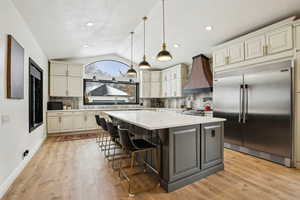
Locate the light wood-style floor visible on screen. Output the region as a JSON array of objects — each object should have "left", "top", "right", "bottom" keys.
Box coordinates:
[{"left": 2, "top": 136, "right": 300, "bottom": 200}]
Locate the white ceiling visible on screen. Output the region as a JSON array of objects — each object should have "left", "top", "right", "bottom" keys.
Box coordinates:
[{"left": 13, "top": 0, "right": 300, "bottom": 68}]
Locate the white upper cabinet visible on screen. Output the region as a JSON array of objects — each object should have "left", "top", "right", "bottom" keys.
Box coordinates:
[
  {"left": 68, "top": 76, "right": 83, "bottom": 97},
  {"left": 213, "top": 48, "right": 228, "bottom": 67},
  {"left": 228, "top": 42, "right": 245, "bottom": 64},
  {"left": 140, "top": 82, "right": 150, "bottom": 98},
  {"left": 265, "top": 26, "right": 293, "bottom": 55},
  {"left": 50, "top": 75, "right": 68, "bottom": 96},
  {"left": 140, "top": 70, "right": 151, "bottom": 82},
  {"left": 296, "top": 54, "right": 300, "bottom": 93},
  {"left": 51, "top": 63, "right": 68, "bottom": 76},
  {"left": 150, "top": 82, "right": 161, "bottom": 98},
  {"left": 150, "top": 71, "right": 161, "bottom": 82},
  {"left": 68, "top": 64, "right": 83, "bottom": 77},
  {"left": 296, "top": 25, "right": 300, "bottom": 50},
  {"left": 50, "top": 62, "right": 83, "bottom": 97},
  {"left": 245, "top": 35, "right": 266, "bottom": 60}
]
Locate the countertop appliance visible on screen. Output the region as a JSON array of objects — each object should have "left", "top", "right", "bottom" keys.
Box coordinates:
[
  {"left": 214, "top": 60, "right": 293, "bottom": 167},
  {"left": 47, "top": 101, "right": 63, "bottom": 110}
]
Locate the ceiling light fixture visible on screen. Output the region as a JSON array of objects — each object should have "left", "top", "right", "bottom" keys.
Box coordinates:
[
  {"left": 173, "top": 43, "right": 180, "bottom": 48},
  {"left": 138, "top": 16, "right": 151, "bottom": 70},
  {"left": 156, "top": 0, "right": 172, "bottom": 62},
  {"left": 127, "top": 32, "right": 137, "bottom": 77},
  {"left": 205, "top": 26, "right": 213, "bottom": 31},
  {"left": 83, "top": 44, "right": 89, "bottom": 48},
  {"left": 86, "top": 22, "right": 94, "bottom": 27}
]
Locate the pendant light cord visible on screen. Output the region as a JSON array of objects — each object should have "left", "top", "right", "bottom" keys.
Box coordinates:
[
  {"left": 143, "top": 17, "right": 146, "bottom": 58},
  {"left": 130, "top": 32, "right": 134, "bottom": 68},
  {"left": 162, "top": 0, "right": 166, "bottom": 45}
]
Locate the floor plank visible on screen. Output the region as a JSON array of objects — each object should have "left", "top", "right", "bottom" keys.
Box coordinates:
[{"left": 2, "top": 136, "right": 300, "bottom": 200}]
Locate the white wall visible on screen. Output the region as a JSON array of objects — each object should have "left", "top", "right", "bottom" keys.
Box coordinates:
[{"left": 0, "top": 0, "right": 48, "bottom": 198}]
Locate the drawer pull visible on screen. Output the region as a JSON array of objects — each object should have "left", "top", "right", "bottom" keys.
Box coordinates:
[{"left": 204, "top": 125, "right": 220, "bottom": 130}]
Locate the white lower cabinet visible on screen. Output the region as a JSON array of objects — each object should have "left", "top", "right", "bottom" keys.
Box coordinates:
[
  {"left": 47, "top": 111, "right": 98, "bottom": 134},
  {"left": 85, "top": 113, "right": 98, "bottom": 130},
  {"left": 72, "top": 112, "right": 86, "bottom": 131},
  {"left": 47, "top": 117, "right": 61, "bottom": 133},
  {"left": 60, "top": 115, "right": 73, "bottom": 132}
]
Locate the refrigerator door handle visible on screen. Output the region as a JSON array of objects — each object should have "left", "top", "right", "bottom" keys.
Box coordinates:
[
  {"left": 239, "top": 85, "right": 243, "bottom": 123},
  {"left": 243, "top": 84, "right": 248, "bottom": 123}
]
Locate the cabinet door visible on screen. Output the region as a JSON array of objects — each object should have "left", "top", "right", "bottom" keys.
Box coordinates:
[
  {"left": 295, "top": 93, "right": 300, "bottom": 166},
  {"left": 296, "top": 25, "right": 300, "bottom": 50},
  {"left": 150, "top": 82, "right": 161, "bottom": 98},
  {"left": 73, "top": 113, "right": 86, "bottom": 131},
  {"left": 47, "top": 116, "right": 61, "bottom": 133},
  {"left": 68, "top": 77, "right": 82, "bottom": 97},
  {"left": 68, "top": 64, "right": 83, "bottom": 77},
  {"left": 86, "top": 113, "right": 97, "bottom": 130},
  {"left": 166, "top": 80, "right": 172, "bottom": 97},
  {"left": 50, "top": 63, "right": 68, "bottom": 76},
  {"left": 245, "top": 35, "right": 266, "bottom": 60},
  {"left": 60, "top": 115, "right": 73, "bottom": 132},
  {"left": 213, "top": 48, "right": 228, "bottom": 67},
  {"left": 50, "top": 75, "right": 68, "bottom": 97},
  {"left": 161, "top": 81, "right": 167, "bottom": 97},
  {"left": 266, "top": 26, "right": 293, "bottom": 55},
  {"left": 171, "top": 79, "right": 177, "bottom": 97},
  {"left": 140, "top": 70, "right": 151, "bottom": 82},
  {"left": 175, "top": 79, "right": 182, "bottom": 97},
  {"left": 150, "top": 71, "right": 161, "bottom": 82},
  {"left": 202, "top": 123, "right": 223, "bottom": 169},
  {"left": 228, "top": 42, "right": 244, "bottom": 64},
  {"left": 296, "top": 54, "right": 300, "bottom": 93},
  {"left": 141, "top": 82, "right": 150, "bottom": 98},
  {"left": 162, "top": 70, "right": 168, "bottom": 82}
]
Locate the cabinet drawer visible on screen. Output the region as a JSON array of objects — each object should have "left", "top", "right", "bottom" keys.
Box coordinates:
[{"left": 202, "top": 123, "right": 223, "bottom": 169}]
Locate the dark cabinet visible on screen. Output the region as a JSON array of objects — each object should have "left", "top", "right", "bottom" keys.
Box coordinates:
[{"left": 202, "top": 123, "right": 224, "bottom": 169}]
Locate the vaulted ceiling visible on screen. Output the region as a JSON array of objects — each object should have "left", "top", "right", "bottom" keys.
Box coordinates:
[{"left": 13, "top": 0, "right": 300, "bottom": 68}]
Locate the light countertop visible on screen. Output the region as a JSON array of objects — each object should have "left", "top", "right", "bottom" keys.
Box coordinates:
[{"left": 104, "top": 110, "right": 225, "bottom": 130}]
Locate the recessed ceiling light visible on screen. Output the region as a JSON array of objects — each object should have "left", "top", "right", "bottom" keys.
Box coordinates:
[
  {"left": 173, "top": 43, "right": 180, "bottom": 48},
  {"left": 86, "top": 22, "right": 94, "bottom": 27},
  {"left": 205, "top": 26, "right": 213, "bottom": 31},
  {"left": 83, "top": 44, "right": 89, "bottom": 48}
]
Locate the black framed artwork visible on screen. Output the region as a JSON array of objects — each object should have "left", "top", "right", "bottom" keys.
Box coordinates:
[{"left": 7, "top": 35, "right": 25, "bottom": 99}]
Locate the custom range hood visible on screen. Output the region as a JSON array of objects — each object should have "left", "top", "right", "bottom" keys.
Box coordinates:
[{"left": 183, "top": 54, "right": 213, "bottom": 94}]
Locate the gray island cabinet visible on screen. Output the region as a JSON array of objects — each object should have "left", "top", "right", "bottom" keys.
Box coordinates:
[{"left": 104, "top": 111, "right": 226, "bottom": 192}]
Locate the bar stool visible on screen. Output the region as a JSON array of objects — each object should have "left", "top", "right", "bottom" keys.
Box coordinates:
[
  {"left": 105, "top": 121, "right": 120, "bottom": 158},
  {"left": 117, "top": 126, "right": 158, "bottom": 197},
  {"left": 95, "top": 115, "right": 109, "bottom": 151}
]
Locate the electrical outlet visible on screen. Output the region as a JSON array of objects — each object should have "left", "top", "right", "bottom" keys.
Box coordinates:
[{"left": 23, "top": 150, "right": 29, "bottom": 159}]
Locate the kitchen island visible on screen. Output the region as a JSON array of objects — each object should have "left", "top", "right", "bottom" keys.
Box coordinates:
[{"left": 104, "top": 110, "right": 226, "bottom": 192}]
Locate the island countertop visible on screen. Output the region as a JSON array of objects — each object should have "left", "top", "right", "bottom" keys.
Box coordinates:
[{"left": 104, "top": 110, "right": 226, "bottom": 130}]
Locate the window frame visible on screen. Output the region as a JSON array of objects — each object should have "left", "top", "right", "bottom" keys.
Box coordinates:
[
  {"left": 83, "top": 79, "right": 140, "bottom": 105},
  {"left": 28, "top": 58, "right": 43, "bottom": 133}
]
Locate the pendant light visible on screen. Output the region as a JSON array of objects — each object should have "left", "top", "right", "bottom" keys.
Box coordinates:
[
  {"left": 138, "top": 16, "right": 151, "bottom": 69},
  {"left": 127, "top": 32, "right": 137, "bottom": 76},
  {"left": 157, "top": 0, "right": 172, "bottom": 62}
]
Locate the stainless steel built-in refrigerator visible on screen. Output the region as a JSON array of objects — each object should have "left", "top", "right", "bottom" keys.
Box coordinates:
[{"left": 214, "top": 60, "right": 293, "bottom": 167}]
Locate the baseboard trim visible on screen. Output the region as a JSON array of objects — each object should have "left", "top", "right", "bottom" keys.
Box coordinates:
[{"left": 0, "top": 135, "right": 46, "bottom": 199}]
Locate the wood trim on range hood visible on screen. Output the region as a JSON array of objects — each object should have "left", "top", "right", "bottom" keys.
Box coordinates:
[{"left": 183, "top": 54, "right": 213, "bottom": 94}]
